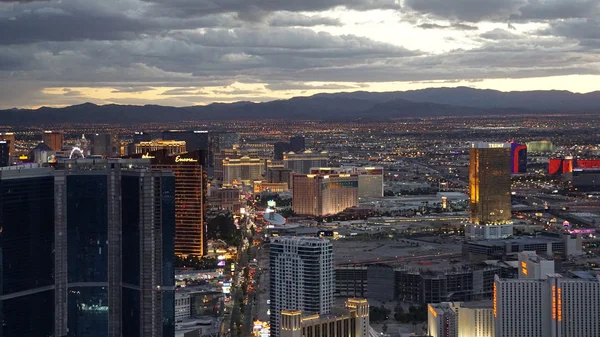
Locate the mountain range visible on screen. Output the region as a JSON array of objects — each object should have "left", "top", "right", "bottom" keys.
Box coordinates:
[{"left": 2, "top": 87, "right": 599, "bottom": 125}]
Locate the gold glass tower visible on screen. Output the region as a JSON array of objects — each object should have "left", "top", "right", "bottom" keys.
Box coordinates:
[
  {"left": 469, "top": 142, "right": 512, "bottom": 225},
  {"left": 152, "top": 150, "right": 207, "bottom": 257}
]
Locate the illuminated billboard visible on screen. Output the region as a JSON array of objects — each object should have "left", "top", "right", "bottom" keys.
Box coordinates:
[{"left": 222, "top": 282, "right": 232, "bottom": 294}]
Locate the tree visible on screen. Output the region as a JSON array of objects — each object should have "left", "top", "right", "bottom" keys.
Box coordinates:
[
  {"left": 206, "top": 213, "right": 242, "bottom": 246},
  {"left": 394, "top": 303, "right": 405, "bottom": 322},
  {"left": 369, "top": 305, "right": 390, "bottom": 323}
]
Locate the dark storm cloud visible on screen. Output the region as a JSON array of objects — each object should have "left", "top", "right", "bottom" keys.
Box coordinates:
[
  {"left": 0, "top": 1, "right": 149, "bottom": 44},
  {"left": 268, "top": 12, "right": 342, "bottom": 27},
  {"left": 543, "top": 19, "right": 600, "bottom": 48},
  {"left": 1, "top": 0, "right": 600, "bottom": 108},
  {"left": 0, "top": 0, "right": 245, "bottom": 45},
  {"left": 404, "top": 0, "right": 525, "bottom": 22},
  {"left": 142, "top": 0, "right": 400, "bottom": 19},
  {"left": 513, "top": 0, "right": 600, "bottom": 21},
  {"left": 404, "top": 0, "right": 599, "bottom": 22}
]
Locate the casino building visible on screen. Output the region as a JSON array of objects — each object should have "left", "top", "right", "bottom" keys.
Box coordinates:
[{"left": 125, "top": 149, "right": 208, "bottom": 257}]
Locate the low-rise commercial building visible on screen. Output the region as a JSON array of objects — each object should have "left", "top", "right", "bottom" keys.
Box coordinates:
[
  {"left": 334, "top": 264, "right": 499, "bottom": 305},
  {"left": 462, "top": 235, "right": 582, "bottom": 262}
]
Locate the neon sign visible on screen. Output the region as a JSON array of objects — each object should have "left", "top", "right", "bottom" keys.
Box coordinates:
[
  {"left": 175, "top": 155, "right": 198, "bottom": 163},
  {"left": 493, "top": 283, "right": 497, "bottom": 317}
]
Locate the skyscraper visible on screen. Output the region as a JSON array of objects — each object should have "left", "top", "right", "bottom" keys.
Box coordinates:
[
  {"left": 493, "top": 253, "right": 600, "bottom": 337},
  {"left": 133, "top": 131, "right": 152, "bottom": 144},
  {"left": 208, "top": 132, "right": 240, "bottom": 167},
  {"left": 54, "top": 158, "right": 176, "bottom": 337},
  {"left": 212, "top": 132, "right": 239, "bottom": 152},
  {"left": 292, "top": 172, "right": 358, "bottom": 216},
  {"left": 270, "top": 237, "right": 334, "bottom": 337},
  {"left": 42, "top": 130, "right": 65, "bottom": 151},
  {"left": 273, "top": 142, "right": 289, "bottom": 160},
  {"left": 0, "top": 140, "right": 8, "bottom": 166},
  {"left": 510, "top": 142, "right": 528, "bottom": 174},
  {"left": 121, "top": 168, "right": 176, "bottom": 337},
  {"left": 92, "top": 133, "right": 114, "bottom": 157},
  {"left": 0, "top": 165, "right": 55, "bottom": 337},
  {"left": 467, "top": 142, "right": 512, "bottom": 239},
  {"left": 0, "top": 132, "right": 15, "bottom": 156},
  {"left": 289, "top": 136, "right": 305, "bottom": 153},
  {"left": 150, "top": 150, "right": 207, "bottom": 257},
  {"left": 162, "top": 130, "right": 209, "bottom": 162}
]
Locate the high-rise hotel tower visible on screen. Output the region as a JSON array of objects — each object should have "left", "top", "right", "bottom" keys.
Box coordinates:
[
  {"left": 269, "top": 237, "right": 334, "bottom": 337},
  {"left": 467, "top": 142, "right": 513, "bottom": 240}
]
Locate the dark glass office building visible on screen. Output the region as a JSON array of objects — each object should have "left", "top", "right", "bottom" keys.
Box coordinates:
[
  {"left": 289, "top": 136, "right": 305, "bottom": 153},
  {"left": 133, "top": 131, "right": 152, "bottom": 144},
  {"left": 273, "top": 142, "right": 289, "bottom": 160},
  {"left": 0, "top": 141, "right": 9, "bottom": 167},
  {"left": 162, "top": 130, "right": 209, "bottom": 162},
  {"left": 55, "top": 159, "right": 176, "bottom": 337},
  {"left": 0, "top": 166, "right": 55, "bottom": 337},
  {"left": 91, "top": 133, "right": 114, "bottom": 157}
]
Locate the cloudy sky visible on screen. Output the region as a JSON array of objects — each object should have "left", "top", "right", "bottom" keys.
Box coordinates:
[{"left": 1, "top": 0, "right": 599, "bottom": 108}]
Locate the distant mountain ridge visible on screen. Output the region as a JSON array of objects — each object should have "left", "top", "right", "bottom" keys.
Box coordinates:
[{"left": 1, "top": 87, "right": 599, "bottom": 125}]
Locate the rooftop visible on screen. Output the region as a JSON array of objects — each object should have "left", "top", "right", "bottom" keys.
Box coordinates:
[
  {"left": 460, "top": 300, "right": 493, "bottom": 309},
  {"left": 469, "top": 236, "right": 562, "bottom": 247}
]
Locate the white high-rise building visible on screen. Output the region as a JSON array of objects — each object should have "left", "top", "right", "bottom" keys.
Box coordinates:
[
  {"left": 518, "top": 251, "right": 555, "bottom": 279},
  {"left": 494, "top": 252, "right": 600, "bottom": 337},
  {"left": 494, "top": 275, "right": 549, "bottom": 337},
  {"left": 269, "top": 237, "right": 334, "bottom": 337}
]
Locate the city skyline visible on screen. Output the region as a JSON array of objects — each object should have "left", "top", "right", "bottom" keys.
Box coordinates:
[{"left": 1, "top": 0, "right": 600, "bottom": 108}]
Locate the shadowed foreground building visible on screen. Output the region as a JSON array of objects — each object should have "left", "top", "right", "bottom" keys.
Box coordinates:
[
  {"left": 54, "top": 159, "right": 176, "bottom": 337},
  {"left": 0, "top": 165, "right": 55, "bottom": 337}
]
